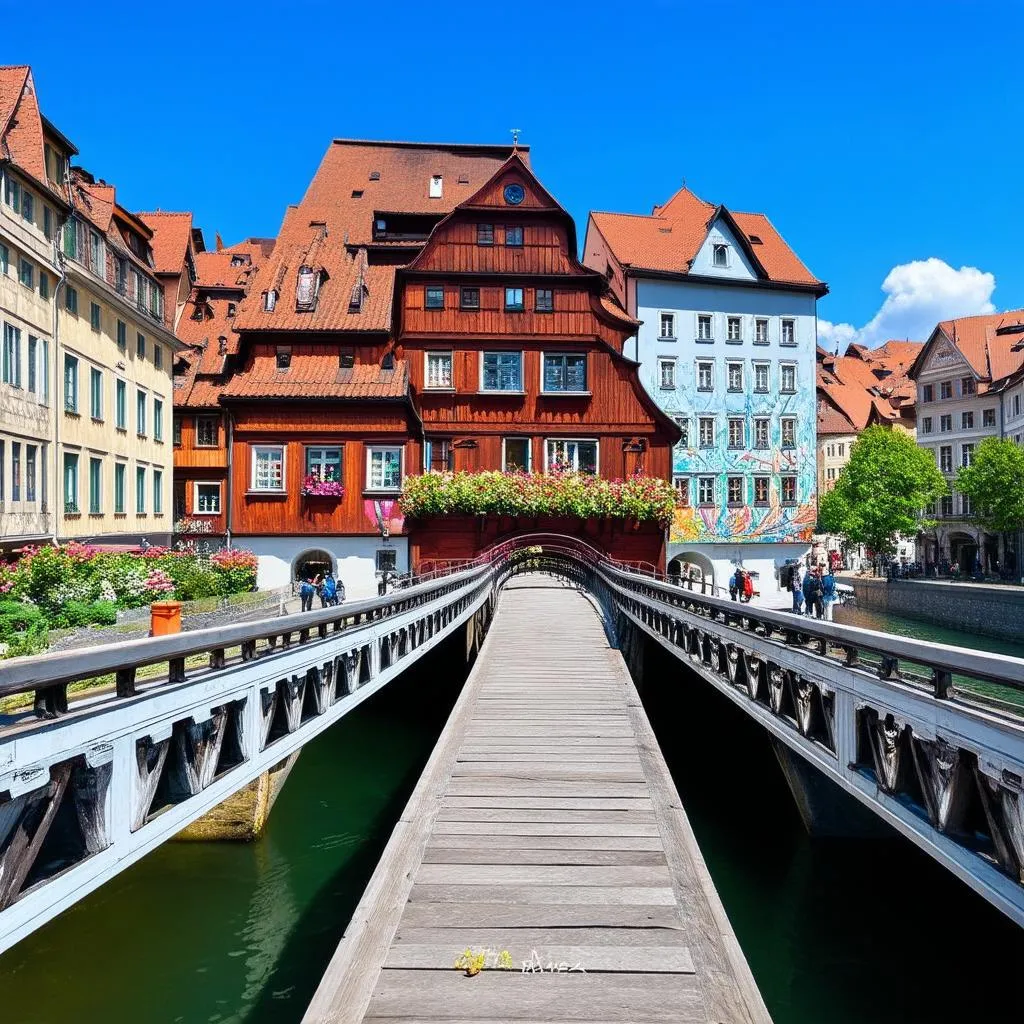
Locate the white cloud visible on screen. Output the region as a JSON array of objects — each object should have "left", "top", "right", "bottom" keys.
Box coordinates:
[{"left": 818, "top": 258, "right": 996, "bottom": 351}]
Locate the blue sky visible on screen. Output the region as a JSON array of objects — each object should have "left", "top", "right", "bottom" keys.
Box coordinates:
[{"left": 18, "top": 0, "right": 1024, "bottom": 348}]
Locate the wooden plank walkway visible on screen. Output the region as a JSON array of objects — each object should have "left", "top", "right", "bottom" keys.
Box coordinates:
[{"left": 304, "top": 578, "right": 771, "bottom": 1023}]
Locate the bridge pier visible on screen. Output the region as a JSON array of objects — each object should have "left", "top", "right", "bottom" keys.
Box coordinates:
[{"left": 174, "top": 753, "right": 300, "bottom": 842}]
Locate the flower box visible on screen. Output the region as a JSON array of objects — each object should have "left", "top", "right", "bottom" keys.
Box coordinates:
[{"left": 300, "top": 474, "right": 345, "bottom": 498}]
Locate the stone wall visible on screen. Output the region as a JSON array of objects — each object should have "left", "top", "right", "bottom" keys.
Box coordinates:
[{"left": 851, "top": 576, "right": 1024, "bottom": 641}]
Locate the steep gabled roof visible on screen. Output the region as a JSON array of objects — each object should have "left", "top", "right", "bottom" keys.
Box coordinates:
[
  {"left": 219, "top": 352, "right": 409, "bottom": 401},
  {"left": 910, "top": 310, "right": 1024, "bottom": 386},
  {"left": 589, "top": 186, "right": 825, "bottom": 294},
  {"left": 138, "top": 211, "right": 194, "bottom": 275}
]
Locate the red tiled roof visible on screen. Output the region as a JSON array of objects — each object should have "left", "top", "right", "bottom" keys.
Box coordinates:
[
  {"left": 222, "top": 237, "right": 275, "bottom": 260},
  {"left": 0, "top": 66, "right": 55, "bottom": 199},
  {"left": 922, "top": 310, "right": 1024, "bottom": 385},
  {"left": 590, "top": 186, "right": 824, "bottom": 292},
  {"left": 137, "top": 211, "right": 193, "bottom": 274},
  {"left": 234, "top": 140, "right": 520, "bottom": 333},
  {"left": 817, "top": 393, "right": 857, "bottom": 435},
  {"left": 220, "top": 352, "right": 409, "bottom": 400},
  {"left": 193, "top": 250, "right": 255, "bottom": 290}
]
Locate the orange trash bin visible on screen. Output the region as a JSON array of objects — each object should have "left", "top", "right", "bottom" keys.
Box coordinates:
[{"left": 151, "top": 600, "right": 182, "bottom": 636}]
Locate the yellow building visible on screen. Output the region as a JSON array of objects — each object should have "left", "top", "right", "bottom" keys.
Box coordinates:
[
  {"left": 0, "top": 66, "right": 77, "bottom": 551},
  {"left": 56, "top": 169, "right": 180, "bottom": 545}
]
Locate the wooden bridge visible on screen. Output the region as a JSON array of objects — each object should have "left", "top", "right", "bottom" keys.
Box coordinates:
[{"left": 303, "top": 578, "right": 771, "bottom": 1023}]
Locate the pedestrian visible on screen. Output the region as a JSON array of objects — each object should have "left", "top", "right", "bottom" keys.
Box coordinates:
[
  {"left": 790, "top": 563, "right": 805, "bottom": 615},
  {"left": 742, "top": 570, "right": 754, "bottom": 603},
  {"left": 821, "top": 566, "right": 837, "bottom": 621},
  {"left": 729, "top": 568, "right": 740, "bottom": 601},
  {"left": 802, "top": 566, "right": 817, "bottom": 618},
  {"left": 335, "top": 576, "right": 346, "bottom": 606},
  {"left": 299, "top": 576, "right": 315, "bottom": 613},
  {"left": 805, "top": 567, "right": 824, "bottom": 619},
  {"left": 322, "top": 572, "right": 337, "bottom": 607}
]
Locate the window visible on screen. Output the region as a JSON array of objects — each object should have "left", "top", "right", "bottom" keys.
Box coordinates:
[
  {"left": 780, "top": 363, "right": 796, "bottom": 393},
  {"left": 2, "top": 323, "right": 20, "bottom": 386},
  {"left": 25, "top": 445, "right": 36, "bottom": 503},
  {"left": 21, "top": 191, "right": 33, "bottom": 223},
  {"left": 696, "top": 314, "right": 713, "bottom": 341},
  {"left": 154, "top": 399, "right": 163, "bottom": 441},
  {"left": 424, "top": 438, "right": 453, "bottom": 472},
  {"left": 19, "top": 259, "right": 33, "bottom": 288},
  {"left": 503, "top": 438, "right": 530, "bottom": 472},
  {"left": 939, "top": 445, "right": 953, "bottom": 473},
  {"left": 754, "top": 417, "right": 769, "bottom": 449},
  {"left": 11, "top": 442, "right": 21, "bottom": 501},
  {"left": 376, "top": 548, "right": 397, "bottom": 573},
  {"left": 481, "top": 351, "right": 522, "bottom": 391},
  {"left": 504, "top": 287, "right": 524, "bottom": 312},
  {"left": 827, "top": 444, "right": 835, "bottom": 458},
  {"left": 940, "top": 414, "right": 952, "bottom": 432},
  {"left": 88, "top": 457, "right": 101, "bottom": 514},
  {"left": 505, "top": 225, "right": 523, "bottom": 247},
  {"left": 136, "top": 466, "right": 146, "bottom": 514},
  {"left": 781, "top": 416, "right": 796, "bottom": 448},
  {"left": 726, "top": 316, "right": 742, "bottom": 342},
  {"left": 697, "top": 359, "right": 714, "bottom": 392},
  {"left": 673, "top": 476, "right": 690, "bottom": 506},
  {"left": 39, "top": 273, "right": 48, "bottom": 299},
  {"left": 754, "top": 362, "right": 769, "bottom": 393},
  {"left": 172, "top": 417, "right": 183, "bottom": 447},
  {"left": 460, "top": 287, "right": 479, "bottom": 310},
  {"left": 659, "top": 313, "right": 675, "bottom": 339},
  {"left": 543, "top": 353, "right": 587, "bottom": 392},
  {"left": 154, "top": 344, "right": 162, "bottom": 370},
  {"left": 922, "top": 416, "right": 932, "bottom": 434},
  {"left": 983, "top": 408, "right": 996, "bottom": 427},
  {"left": 424, "top": 287, "right": 444, "bottom": 309},
  {"left": 62, "top": 218, "right": 76, "bottom": 259},
  {"left": 306, "top": 446, "right": 342, "bottom": 483},
  {"left": 195, "top": 483, "right": 221, "bottom": 514},
  {"left": 43, "top": 206, "right": 52, "bottom": 240},
  {"left": 827, "top": 467, "right": 836, "bottom": 481},
  {"left": 781, "top": 475, "right": 797, "bottom": 504},
  {"left": 754, "top": 318, "right": 769, "bottom": 345},
  {"left": 64, "top": 354, "right": 78, "bottom": 412},
  {"left": 727, "top": 476, "right": 744, "bottom": 506},
  {"left": 252, "top": 445, "right": 285, "bottom": 491},
  {"left": 115, "top": 380, "right": 127, "bottom": 430},
  {"left": 3, "top": 175, "right": 19, "bottom": 212},
  {"left": 962, "top": 411, "right": 974, "bottom": 430},
  {"left": 27, "top": 336, "right": 36, "bottom": 393},
  {"left": 477, "top": 223, "right": 493, "bottom": 246},
  {"left": 152, "top": 470, "right": 163, "bottom": 514},
  {"left": 90, "top": 367, "right": 102, "bottom": 419},
  {"left": 754, "top": 476, "right": 769, "bottom": 505},
  {"left": 0, "top": 243, "right": 7, "bottom": 274},
  {"left": 781, "top": 319, "right": 796, "bottom": 346},
  {"left": 63, "top": 452, "right": 79, "bottom": 513},
  {"left": 264, "top": 289, "right": 277, "bottom": 311},
  {"left": 367, "top": 446, "right": 403, "bottom": 491},
  {"left": 90, "top": 302, "right": 101, "bottom": 331},
  {"left": 727, "top": 361, "right": 743, "bottom": 392},
  {"left": 425, "top": 351, "right": 453, "bottom": 389},
  {"left": 196, "top": 417, "right": 218, "bottom": 447},
  {"left": 137, "top": 332, "right": 146, "bottom": 359},
  {"left": 698, "top": 476, "right": 715, "bottom": 506},
  {"left": 136, "top": 390, "right": 146, "bottom": 435},
  {"left": 114, "top": 462, "right": 126, "bottom": 513},
  {"left": 940, "top": 381, "right": 953, "bottom": 400},
  {"left": 673, "top": 416, "right": 689, "bottom": 449},
  {"left": 545, "top": 439, "right": 598, "bottom": 474},
  {"left": 941, "top": 494, "right": 954, "bottom": 517},
  {"left": 838, "top": 443, "right": 845, "bottom": 456},
  {"left": 65, "top": 286, "right": 78, "bottom": 314},
  {"left": 535, "top": 288, "right": 554, "bottom": 312},
  {"left": 699, "top": 416, "right": 715, "bottom": 447},
  {"left": 712, "top": 243, "right": 729, "bottom": 268},
  {"left": 658, "top": 358, "right": 676, "bottom": 390},
  {"left": 116, "top": 320, "right": 126, "bottom": 349},
  {"left": 728, "top": 417, "right": 744, "bottom": 448},
  {"left": 922, "top": 384, "right": 933, "bottom": 403},
  {"left": 89, "top": 231, "right": 102, "bottom": 273},
  {"left": 961, "top": 376, "right": 977, "bottom": 396},
  {"left": 962, "top": 492, "right": 973, "bottom": 517},
  {"left": 962, "top": 442, "right": 975, "bottom": 468},
  {"left": 1016, "top": 395, "right": 1022, "bottom": 416}
]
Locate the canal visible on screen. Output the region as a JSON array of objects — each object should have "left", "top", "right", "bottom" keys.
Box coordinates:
[{"left": 0, "top": 606, "right": 1022, "bottom": 1023}]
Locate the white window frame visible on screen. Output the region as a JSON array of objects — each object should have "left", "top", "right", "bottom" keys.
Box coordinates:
[
  {"left": 753, "top": 361, "right": 770, "bottom": 393},
  {"left": 712, "top": 243, "right": 729, "bottom": 268},
  {"left": 424, "top": 350, "right": 454, "bottom": 390},
  {"left": 754, "top": 317, "right": 769, "bottom": 345},
  {"left": 658, "top": 357, "right": 676, "bottom": 390},
  {"left": 251, "top": 444, "right": 286, "bottom": 492},
  {"left": 366, "top": 445, "right": 404, "bottom": 493},
  {"left": 780, "top": 318, "right": 797, "bottom": 346},
  {"left": 780, "top": 362, "right": 797, "bottom": 393},
  {"left": 502, "top": 436, "right": 531, "bottom": 473},
  {"left": 698, "top": 416, "right": 715, "bottom": 448},
  {"left": 193, "top": 481, "right": 222, "bottom": 515},
  {"left": 726, "top": 360, "right": 744, "bottom": 392},
  {"left": 696, "top": 359, "right": 714, "bottom": 392},
  {"left": 727, "top": 417, "right": 745, "bottom": 449},
  {"left": 726, "top": 315, "right": 743, "bottom": 343},
  {"left": 696, "top": 313, "right": 714, "bottom": 342},
  {"left": 544, "top": 438, "right": 599, "bottom": 475},
  {"left": 479, "top": 350, "right": 524, "bottom": 393},
  {"left": 659, "top": 311, "right": 676, "bottom": 340}
]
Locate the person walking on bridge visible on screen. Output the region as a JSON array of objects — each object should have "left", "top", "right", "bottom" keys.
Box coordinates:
[
  {"left": 299, "top": 577, "right": 315, "bottom": 613},
  {"left": 790, "top": 563, "right": 805, "bottom": 615},
  {"left": 821, "top": 567, "right": 837, "bottom": 621}
]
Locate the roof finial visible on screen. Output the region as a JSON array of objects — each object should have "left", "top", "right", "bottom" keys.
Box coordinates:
[
  {"left": 510, "top": 127, "right": 521, "bottom": 150},
  {"left": 681, "top": 177, "right": 687, "bottom": 190}
]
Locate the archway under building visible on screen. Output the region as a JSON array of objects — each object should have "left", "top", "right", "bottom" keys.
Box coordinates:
[
  {"left": 948, "top": 531, "right": 979, "bottom": 573},
  {"left": 293, "top": 548, "right": 335, "bottom": 583},
  {"left": 668, "top": 551, "right": 715, "bottom": 592}
]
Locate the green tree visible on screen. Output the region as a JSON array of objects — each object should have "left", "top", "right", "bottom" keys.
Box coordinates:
[
  {"left": 956, "top": 437, "right": 1024, "bottom": 533},
  {"left": 818, "top": 425, "right": 947, "bottom": 556}
]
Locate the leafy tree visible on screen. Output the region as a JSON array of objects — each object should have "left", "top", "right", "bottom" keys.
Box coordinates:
[
  {"left": 956, "top": 437, "right": 1024, "bottom": 533},
  {"left": 817, "top": 425, "right": 947, "bottom": 556}
]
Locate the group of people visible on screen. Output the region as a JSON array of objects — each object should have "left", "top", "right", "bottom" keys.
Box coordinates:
[
  {"left": 787, "top": 563, "right": 838, "bottom": 620},
  {"left": 728, "top": 568, "right": 755, "bottom": 603},
  {"left": 298, "top": 571, "right": 344, "bottom": 612}
]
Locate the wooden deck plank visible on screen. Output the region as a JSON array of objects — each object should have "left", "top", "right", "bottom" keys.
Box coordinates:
[
  {"left": 384, "top": 944, "right": 695, "bottom": 973},
  {"left": 397, "top": 902, "right": 687, "bottom": 931},
  {"left": 420, "top": 848, "right": 669, "bottom": 867},
  {"left": 392, "top": 927, "right": 689, "bottom": 948},
  {"left": 415, "top": 864, "right": 672, "bottom": 887}
]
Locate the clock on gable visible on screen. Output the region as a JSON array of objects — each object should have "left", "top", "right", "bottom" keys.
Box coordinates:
[{"left": 503, "top": 183, "right": 525, "bottom": 205}]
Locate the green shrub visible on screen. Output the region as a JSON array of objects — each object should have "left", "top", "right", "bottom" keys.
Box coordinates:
[
  {"left": 0, "top": 601, "right": 44, "bottom": 639},
  {"left": 4, "top": 620, "right": 49, "bottom": 658},
  {"left": 52, "top": 599, "right": 118, "bottom": 629}
]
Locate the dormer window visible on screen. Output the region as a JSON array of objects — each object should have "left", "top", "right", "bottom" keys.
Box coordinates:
[
  {"left": 263, "top": 289, "right": 277, "bottom": 312},
  {"left": 230, "top": 255, "right": 246, "bottom": 266},
  {"left": 275, "top": 346, "right": 291, "bottom": 370},
  {"left": 227, "top": 302, "right": 236, "bottom": 317},
  {"left": 339, "top": 349, "right": 355, "bottom": 369},
  {"left": 351, "top": 190, "right": 363, "bottom": 198},
  {"left": 712, "top": 243, "right": 729, "bottom": 268},
  {"left": 190, "top": 305, "right": 204, "bottom": 321},
  {"left": 429, "top": 175, "right": 443, "bottom": 198},
  {"left": 218, "top": 336, "right": 227, "bottom": 356},
  {"left": 369, "top": 170, "right": 381, "bottom": 181},
  {"left": 382, "top": 352, "right": 394, "bottom": 370},
  {"left": 296, "top": 265, "right": 320, "bottom": 311}
]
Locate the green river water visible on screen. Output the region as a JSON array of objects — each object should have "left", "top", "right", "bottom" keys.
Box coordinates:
[{"left": 0, "top": 608, "right": 1022, "bottom": 1023}]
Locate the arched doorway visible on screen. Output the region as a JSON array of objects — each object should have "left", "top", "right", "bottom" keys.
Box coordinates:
[
  {"left": 293, "top": 548, "right": 334, "bottom": 582},
  {"left": 948, "top": 531, "right": 978, "bottom": 573},
  {"left": 668, "top": 551, "right": 715, "bottom": 593}
]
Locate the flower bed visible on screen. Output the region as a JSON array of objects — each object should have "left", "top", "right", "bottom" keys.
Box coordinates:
[
  {"left": 0, "top": 543, "right": 259, "bottom": 655},
  {"left": 400, "top": 471, "right": 677, "bottom": 526}
]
